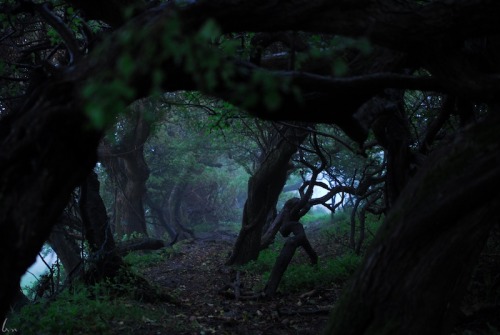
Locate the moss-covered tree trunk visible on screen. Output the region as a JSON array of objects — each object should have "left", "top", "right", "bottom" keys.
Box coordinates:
[{"left": 324, "top": 115, "right": 500, "bottom": 335}]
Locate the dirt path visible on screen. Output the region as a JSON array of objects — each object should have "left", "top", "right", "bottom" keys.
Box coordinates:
[{"left": 141, "top": 232, "right": 337, "bottom": 334}]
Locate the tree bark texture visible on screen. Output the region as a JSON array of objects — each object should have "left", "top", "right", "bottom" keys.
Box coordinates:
[
  {"left": 370, "top": 90, "right": 413, "bottom": 208},
  {"left": 168, "top": 180, "right": 196, "bottom": 240},
  {"left": 260, "top": 197, "right": 303, "bottom": 250},
  {"left": 265, "top": 221, "right": 318, "bottom": 297},
  {"left": 0, "top": 80, "right": 101, "bottom": 320},
  {"left": 324, "top": 115, "right": 500, "bottom": 335},
  {"left": 48, "top": 215, "right": 83, "bottom": 277},
  {"left": 146, "top": 195, "right": 177, "bottom": 240},
  {"left": 99, "top": 103, "right": 151, "bottom": 238},
  {"left": 80, "top": 171, "right": 124, "bottom": 282},
  {"left": 227, "top": 126, "right": 308, "bottom": 265}
]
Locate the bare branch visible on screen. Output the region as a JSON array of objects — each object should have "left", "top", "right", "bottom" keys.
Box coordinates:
[{"left": 34, "top": 3, "right": 81, "bottom": 64}]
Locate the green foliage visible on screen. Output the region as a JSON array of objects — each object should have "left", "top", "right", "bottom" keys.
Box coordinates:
[
  {"left": 301, "top": 211, "right": 333, "bottom": 227},
  {"left": 143, "top": 104, "right": 250, "bottom": 230},
  {"left": 314, "top": 209, "right": 383, "bottom": 252},
  {"left": 192, "top": 222, "right": 214, "bottom": 233},
  {"left": 297, "top": 35, "right": 373, "bottom": 76},
  {"left": 241, "top": 246, "right": 281, "bottom": 273},
  {"left": 82, "top": 78, "right": 136, "bottom": 129},
  {"left": 328, "top": 210, "right": 352, "bottom": 235},
  {"left": 241, "top": 245, "right": 361, "bottom": 293},
  {"left": 119, "top": 232, "right": 147, "bottom": 243},
  {"left": 43, "top": 6, "right": 84, "bottom": 46},
  {"left": 219, "top": 221, "right": 242, "bottom": 233},
  {"left": 10, "top": 284, "right": 157, "bottom": 335},
  {"left": 269, "top": 253, "right": 362, "bottom": 292},
  {"left": 82, "top": 15, "right": 292, "bottom": 127},
  {"left": 47, "top": 27, "right": 63, "bottom": 45},
  {"left": 124, "top": 250, "right": 171, "bottom": 271},
  {"left": 197, "top": 19, "right": 221, "bottom": 42}
]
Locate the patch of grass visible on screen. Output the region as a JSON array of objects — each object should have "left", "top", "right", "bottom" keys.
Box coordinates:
[
  {"left": 316, "top": 209, "right": 384, "bottom": 252},
  {"left": 240, "top": 244, "right": 282, "bottom": 273},
  {"left": 192, "top": 222, "right": 214, "bottom": 233},
  {"left": 9, "top": 284, "right": 163, "bottom": 335},
  {"left": 301, "top": 211, "right": 332, "bottom": 227},
  {"left": 124, "top": 249, "right": 171, "bottom": 271},
  {"left": 219, "top": 221, "right": 242, "bottom": 233},
  {"left": 119, "top": 232, "right": 147, "bottom": 243},
  {"left": 262, "top": 252, "right": 362, "bottom": 292},
  {"left": 328, "top": 210, "right": 352, "bottom": 234},
  {"left": 240, "top": 242, "right": 361, "bottom": 293},
  {"left": 193, "top": 221, "right": 242, "bottom": 234}
]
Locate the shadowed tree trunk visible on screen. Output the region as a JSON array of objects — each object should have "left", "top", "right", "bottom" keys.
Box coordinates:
[
  {"left": 168, "top": 180, "right": 196, "bottom": 240},
  {"left": 145, "top": 195, "right": 177, "bottom": 241},
  {"left": 80, "top": 170, "right": 124, "bottom": 282},
  {"left": 99, "top": 101, "right": 151, "bottom": 238},
  {"left": 0, "top": 80, "right": 101, "bottom": 320},
  {"left": 227, "top": 125, "right": 309, "bottom": 266},
  {"left": 79, "top": 171, "right": 178, "bottom": 304},
  {"left": 324, "top": 114, "right": 500, "bottom": 335},
  {"left": 48, "top": 214, "right": 83, "bottom": 277},
  {"left": 370, "top": 90, "right": 413, "bottom": 208},
  {"left": 261, "top": 196, "right": 317, "bottom": 296},
  {"left": 265, "top": 219, "right": 318, "bottom": 297}
]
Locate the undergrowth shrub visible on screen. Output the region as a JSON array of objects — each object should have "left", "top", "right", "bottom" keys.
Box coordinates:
[
  {"left": 263, "top": 252, "right": 362, "bottom": 292},
  {"left": 301, "top": 211, "right": 332, "bottom": 227},
  {"left": 124, "top": 249, "right": 172, "bottom": 271},
  {"left": 240, "top": 244, "right": 281, "bottom": 273},
  {"left": 242, "top": 246, "right": 361, "bottom": 293},
  {"left": 9, "top": 284, "right": 152, "bottom": 335}
]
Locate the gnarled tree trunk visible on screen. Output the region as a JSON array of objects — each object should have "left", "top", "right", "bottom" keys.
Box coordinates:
[
  {"left": 0, "top": 80, "right": 101, "bottom": 320},
  {"left": 168, "top": 180, "right": 196, "bottom": 241},
  {"left": 99, "top": 101, "right": 151, "bottom": 238},
  {"left": 80, "top": 171, "right": 124, "bottom": 282},
  {"left": 48, "top": 215, "right": 83, "bottom": 278},
  {"left": 324, "top": 115, "right": 500, "bottom": 335},
  {"left": 227, "top": 125, "right": 309, "bottom": 265},
  {"left": 265, "top": 219, "right": 318, "bottom": 297},
  {"left": 145, "top": 195, "right": 177, "bottom": 241}
]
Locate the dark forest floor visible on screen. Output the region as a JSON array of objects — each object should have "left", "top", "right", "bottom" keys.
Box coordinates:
[
  {"left": 137, "top": 230, "right": 340, "bottom": 335},
  {"left": 11, "top": 225, "right": 500, "bottom": 334},
  {"left": 118, "top": 226, "right": 500, "bottom": 335}
]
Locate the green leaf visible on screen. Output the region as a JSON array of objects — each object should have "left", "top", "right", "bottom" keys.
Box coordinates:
[
  {"left": 116, "top": 54, "right": 135, "bottom": 80},
  {"left": 198, "top": 19, "right": 221, "bottom": 41},
  {"left": 333, "top": 59, "right": 348, "bottom": 76}
]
